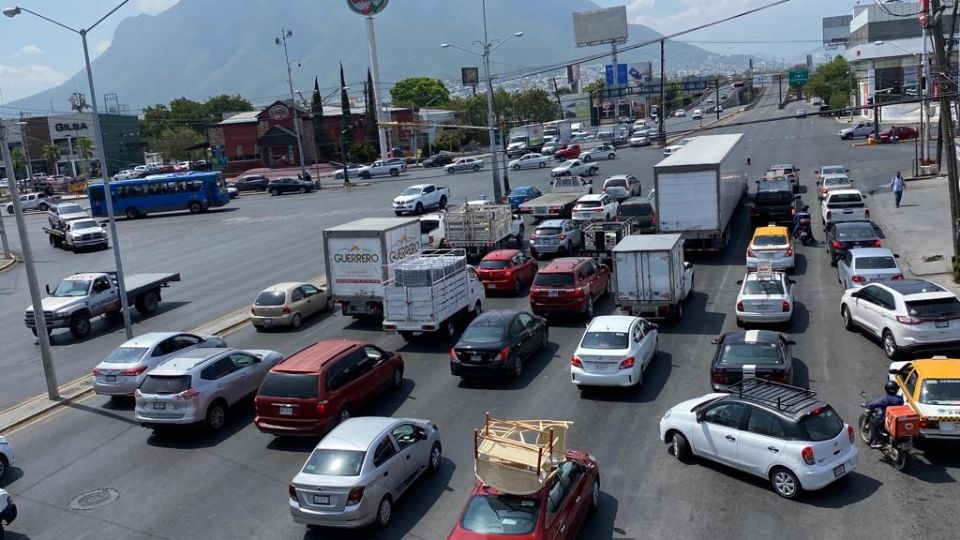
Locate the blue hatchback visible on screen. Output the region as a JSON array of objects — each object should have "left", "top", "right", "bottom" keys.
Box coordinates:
[{"left": 506, "top": 186, "right": 543, "bottom": 211}]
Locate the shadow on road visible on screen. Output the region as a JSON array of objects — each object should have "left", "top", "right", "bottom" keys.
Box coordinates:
[
  {"left": 457, "top": 342, "right": 561, "bottom": 392},
  {"left": 578, "top": 351, "right": 672, "bottom": 404},
  {"left": 47, "top": 301, "right": 191, "bottom": 347},
  {"left": 145, "top": 399, "right": 255, "bottom": 449},
  {"left": 578, "top": 492, "right": 620, "bottom": 539}
]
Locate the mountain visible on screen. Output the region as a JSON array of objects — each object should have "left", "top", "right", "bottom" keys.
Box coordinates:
[{"left": 7, "top": 0, "right": 752, "bottom": 113}]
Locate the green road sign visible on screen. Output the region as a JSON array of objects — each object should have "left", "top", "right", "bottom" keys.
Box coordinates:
[{"left": 789, "top": 70, "right": 809, "bottom": 87}]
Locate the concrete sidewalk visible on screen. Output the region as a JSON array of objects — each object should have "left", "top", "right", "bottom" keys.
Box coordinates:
[{"left": 866, "top": 175, "right": 960, "bottom": 296}]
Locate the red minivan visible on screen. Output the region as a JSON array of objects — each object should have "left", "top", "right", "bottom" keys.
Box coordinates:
[
  {"left": 529, "top": 257, "right": 610, "bottom": 319},
  {"left": 254, "top": 340, "right": 403, "bottom": 436}
]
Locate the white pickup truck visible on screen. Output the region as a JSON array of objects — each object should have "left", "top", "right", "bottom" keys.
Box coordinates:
[
  {"left": 25, "top": 271, "right": 181, "bottom": 339},
  {"left": 821, "top": 189, "right": 870, "bottom": 226},
  {"left": 551, "top": 159, "right": 598, "bottom": 178},
  {"left": 44, "top": 218, "right": 109, "bottom": 252},
  {"left": 5, "top": 192, "right": 56, "bottom": 214},
  {"left": 357, "top": 160, "right": 405, "bottom": 179},
  {"left": 393, "top": 183, "right": 451, "bottom": 215}
]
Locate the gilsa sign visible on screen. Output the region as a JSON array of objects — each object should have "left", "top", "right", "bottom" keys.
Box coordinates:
[{"left": 54, "top": 122, "right": 88, "bottom": 132}]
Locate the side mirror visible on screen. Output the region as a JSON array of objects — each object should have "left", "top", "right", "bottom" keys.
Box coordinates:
[
  {"left": 736, "top": 280, "right": 743, "bottom": 285},
  {"left": 683, "top": 261, "right": 692, "bottom": 270},
  {"left": 649, "top": 323, "right": 659, "bottom": 331},
  {"left": 45, "top": 284, "right": 52, "bottom": 295},
  {"left": 794, "top": 195, "right": 802, "bottom": 200},
  {"left": 788, "top": 279, "right": 796, "bottom": 284},
  {"left": 695, "top": 411, "right": 705, "bottom": 423},
  {"left": 894, "top": 253, "right": 900, "bottom": 258},
  {"left": 710, "top": 337, "right": 721, "bottom": 345},
  {"left": 786, "top": 340, "right": 797, "bottom": 345}
]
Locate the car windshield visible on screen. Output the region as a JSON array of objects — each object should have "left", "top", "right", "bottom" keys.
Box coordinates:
[
  {"left": 920, "top": 379, "right": 960, "bottom": 404},
  {"left": 401, "top": 187, "right": 422, "bottom": 196},
  {"left": 905, "top": 297, "right": 960, "bottom": 318},
  {"left": 855, "top": 256, "right": 897, "bottom": 270},
  {"left": 139, "top": 375, "right": 191, "bottom": 394},
  {"left": 59, "top": 204, "right": 84, "bottom": 214},
  {"left": 535, "top": 227, "right": 562, "bottom": 236},
  {"left": 798, "top": 406, "right": 844, "bottom": 441},
  {"left": 461, "top": 324, "right": 506, "bottom": 344},
  {"left": 69, "top": 219, "right": 100, "bottom": 230},
  {"left": 534, "top": 273, "right": 575, "bottom": 287},
  {"left": 720, "top": 342, "right": 781, "bottom": 365},
  {"left": 460, "top": 495, "right": 539, "bottom": 535},
  {"left": 302, "top": 449, "right": 365, "bottom": 477},
  {"left": 255, "top": 291, "right": 286, "bottom": 306},
  {"left": 755, "top": 191, "right": 792, "bottom": 205},
  {"left": 824, "top": 177, "right": 850, "bottom": 187},
  {"left": 478, "top": 260, "right": 510, "bottom": 270},
  {"left": 581, "top": 331, "right": 629, "bottom": 349},
  {"left": 102, "top": 347, "right": 148, "bottom": 364},
  {"left": 752, "top": 235, "right": 787, "bottom": 247},
  {"left": 258, "top": 372, "right": 319, "bottom": 398},
  {"left": 54, "top": 279, "right": 91, "bottom": 297},
  {"left": 743, "top": 280, "right": 785, "bottom": 295},
  {"left": 822, "top": 167, "right": 845, "bottom": 175},
  {"left": 835, "top": 225, "right": 875, "bottom": 240}
]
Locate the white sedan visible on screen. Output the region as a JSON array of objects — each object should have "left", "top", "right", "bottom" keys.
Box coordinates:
[
  {"left": 579, "top": 145, "right": 616, "bottom": 162},
  {"left": 571, "top": 315, "right": 658, "bottom": 388},
  {"left": 572, "top": 193, "right": 619, "bottom": 221},
  {"left": 629, "top": 134, "right": 650, "bottom": 147},
  {"left": 837, "top": 247, "right": 903, "bottom": 289},
  {"left": 551, "top": 159, "right": 598, "bottom": 178},
  {"left": 735, "top": 271, "right": 794, "bottom": 327},
  {"left": 508, "top": 153, "right": 550, "bottom": 170}
]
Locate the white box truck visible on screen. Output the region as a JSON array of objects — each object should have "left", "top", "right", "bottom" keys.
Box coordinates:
[
  {"left": 653, "top": 133, "right": 746, "bottom": 251},
  {"left": 612, "top": 234, "right": 694, "bottom": 320},
  {"left": 382, "top": 249, "right": 485, "bottom": 339},
  {"left": 323, "top": 217, "right": 421, "bottom": 317}
]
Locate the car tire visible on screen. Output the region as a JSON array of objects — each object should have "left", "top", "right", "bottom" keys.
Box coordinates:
[
  {"left": 439, "top": 195, "right": 447, "bottom": 209},
  {"left": 473, "top": 165, "right": 480, "bottom": 172},
  {"left": 608, "top": 153, "right": 616, "bottom": 160},
  {"left": 0, "top": 454, "right": 7, "bottom": 479},
  {"left": 841, "top": 305, "right": 854, "bottom": 331},
  {"left": 390, "top": 169, "right": 399, "bottom": 177},
  {"left": 770, "top": 467, "right": 802, "bottom": 499},
  {"left": 604, "top": 279, "right": 612, "bottom": 297},
  {"left": 69, "top": 313, "right": 91, "bottom": 339},
  {"left": 584, "top": 297, "right": 595, "bottom": 319},
  {"left": 270, "top": 189, "right": 279, "bottom": 196},
  {"left": 374, "top": 496, "right": 393, "bottom": 529},
  {"left": 670, "top": 431, "right": 691, "bottom": 462},
  {"left": 541, "top": 328, "right": 549, "bottom": 350},
  {"left": 360, "top": 172, "right": 371, "bottom": 180},
  {"left": 882, "top": 330, "right": 899, "bottom": 359},
  {"left": 38, "top": 202, "right": 49, "bottom": 211},
  {"left": 290, "top": 313, "right": 302, "bottom": 329},
  {"left": 563, "top": 171, "right": 571, "bottom": 176},
  {"left": 429, "top": 442, "right": 442, "bottom": 472},
  {"left": 842, "top": 133, "right": 853, "bottom": 140},
  {"left": 298, "top": 187, "right": 306, "bottom": 194},
  {"left": 205, "top": 400, "right": 227, "bottom": 432},
  {"left": 512, "top": 355, "right": 523, "bottom": 378},
  {"left": 415, "top": 202, "right": 424, "bottom": 214},
  {"left": 583, "top": 155, "right": 592, "bottom": 162},
  {"left": 391, "top": 367, "right": 403, "bottom": 389},
  {"left": 590, "top": 475, "right": 601, "bottom": 509},
  {"left": 447, "top": 168, "right": 455, "bottom": 174},
  {"left": 538, "top": 161, "right": 545, "bottom": 168},
  {"left": 394, "top": 211, "right": 403, "bottom": 216},
  {"left": 135, "top": 290, "right": 160, "bottom": 315},
  {"left": 512, "top": 164, "right": 520, "bottom": 171},
  {"left": 6, "top": 206, "right": 12, "bottom": 214},
  {"left": 736, "top": 318, "right": 745, "bottom": 328}
]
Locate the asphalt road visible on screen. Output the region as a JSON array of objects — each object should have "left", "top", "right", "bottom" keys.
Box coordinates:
[{"left": 3, "top": 87, "right": 955, "bottom": 540}]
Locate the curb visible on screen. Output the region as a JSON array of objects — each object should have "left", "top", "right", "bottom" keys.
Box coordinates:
[
  {"left": 0, "top": 254, "right": 17, "bottom": 273},
  {"left": 0, "top": 275, "right": 326, "bottom": 434}
]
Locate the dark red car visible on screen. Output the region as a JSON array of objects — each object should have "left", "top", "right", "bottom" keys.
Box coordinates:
[
  {"left": 554, "top": 144, "right": 581, "bottom": 161},
  {"left": 876, "top": 126, "right": 918, "bottom": 143},
  {"left": 446, "top": 450, "right": 599, "bottom": 540},
  {"left": 253, "top": 340, "right": 403, "bottom": 436},
  {"left": 529, "top": 257, "right": 611, "bottom": 318},
  {"left": 475, "top": 249, "right": 538, "bottom": 294}
]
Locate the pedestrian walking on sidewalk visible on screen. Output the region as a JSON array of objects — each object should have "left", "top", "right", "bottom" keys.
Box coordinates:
[{"left": 890, "top": 172, "right": 905, "bottom": 208}]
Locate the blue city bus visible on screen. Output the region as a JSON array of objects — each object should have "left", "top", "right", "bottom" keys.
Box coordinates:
[{"left": 87, "top": 172, "right": 230, "bottom": 219}]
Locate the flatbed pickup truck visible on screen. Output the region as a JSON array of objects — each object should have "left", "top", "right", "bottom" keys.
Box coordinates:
[
  {"left": 25, "top": 271, "right": 181, "bottom": 339},
  {"left": 44, "top": 218, "right": 109, "bottom": 252}
]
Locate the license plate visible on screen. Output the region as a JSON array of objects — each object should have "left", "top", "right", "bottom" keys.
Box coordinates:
[
  {"left": 279, "top": 406, "right": 294, "bottom": 416},
  {"left": 487, "top": 284, "right": 497, "bottom": 289},
  {"left": 936, "top": 320, "right": 949, "bottom": 328},
  {"left": 106, "top": 375, "right": 117, "bottom": 382},
  {"left": 543, "top": 239, "right": 556, "bottom": 245},
  {"left": 152, "top": 402, "right": 166, "bottom": 410},
  {"left": 593, "top": 363, "right": 612, "bottom": 372},
  {"left": 549, "top": 290, "right": 559, "bottom": 297},
  {"left": 263, "top": 319, "right": 273, "bottom": 326},
  {"left": 940, "top": 422, "right": 958, "bottom": 431},
  {"left": 313, "top": 495, "right": 330, "bottom": 505},
  {"left": 471, "top": 354, "right": 482, "bottom": 362},
  {"left": 833, "top": 464, "right": 845, "bottom": 477}
]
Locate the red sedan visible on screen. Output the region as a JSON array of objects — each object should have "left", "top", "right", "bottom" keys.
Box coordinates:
[
  {"left": 873, "top": 126, "right": 918, "bottom": 143},
  {"left": 447, "top": 450, "right": 599, "bottom": 540},
  {"left": 475, "top": 249, "right": 538, "bottom": 294}
]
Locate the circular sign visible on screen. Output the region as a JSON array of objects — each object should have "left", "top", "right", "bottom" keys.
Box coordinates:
[
  {"left": 267, "top": 104, "right": 290, "bottom": 121},
  {"left": 347, "top": 0, "right": 389, "bottom": 16}
]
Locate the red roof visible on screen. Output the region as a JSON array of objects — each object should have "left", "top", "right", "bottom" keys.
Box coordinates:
[
  {"left": 540, "top": 257, "right": 587, "bottom": 273},
  {"left": 272, "top": 340, "right": 364, "bottom": 373},
  {"left": 482, "top": 249, "right": 520, "bottom": 261}
]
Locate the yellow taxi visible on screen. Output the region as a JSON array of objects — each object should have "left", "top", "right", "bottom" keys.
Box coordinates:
[
  {"left": 746, "top": 225, "right": 794, "bottom": 272},
  {"left": 889, "top": 358, "right": 960, "bottom": 441}
]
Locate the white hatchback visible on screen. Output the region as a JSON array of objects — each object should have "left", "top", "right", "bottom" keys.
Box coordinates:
[{"left": 571, "top": 315, "right": 658, "bottom": 388}]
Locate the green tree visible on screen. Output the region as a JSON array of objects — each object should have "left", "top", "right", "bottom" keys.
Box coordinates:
[
  {"left": 74, "top": 137, "right": 94, "bottom": 160},
  {"left": 390, "top": 76, "right": 450, "bottom": 108},
  {"left": 41, "top": 143, "right": 61, "bottom": 174},
  {"left": 204, "top": 94, "right": 253, "bottom": 123},
  {"left": 150, "top": 126, "right": 205, "bottom": 161},
  {"left": 434, "top": 129, "right": 464, "bottom": 152},
  {"left": 512, "top": 88, "right": 559, "bottom": 123},
  {"left": 141, "top": 104, "right": 171, "bottom": 141},
  {"left": 311, "top": 77, "right": 332, "bottom": 160},
  {"left": 583, "top": 79, "right": 605, "bottom": 94},
  {"left": 804, "top": 56, "right": 852, "bottom": 108},
  {"left": 366, "top": 69, "right": 380, "bottom": 154},
  {"left": 10, "top": 147, "right": 26, "bottom": 179},
  {"left": 339, "top": 62, "right": 353, "bottom": 159},
  {"left": 349, "top": 142, "right": 377, "bottom": 163}
]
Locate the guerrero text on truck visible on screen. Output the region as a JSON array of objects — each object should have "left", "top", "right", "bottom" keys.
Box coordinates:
[{"left": 323, "top": 218, "right": 422, "bottom": 317}]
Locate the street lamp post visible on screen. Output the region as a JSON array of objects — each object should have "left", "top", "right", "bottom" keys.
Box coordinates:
[
  {"left": 4, "top": 1, "right": 136, "bottom": 340},
  {"left": 275, "top": 29, "right": 308, "bottom": 180},
  {"left": 440, "top": 4, "right": 522, "bottom": 202}
]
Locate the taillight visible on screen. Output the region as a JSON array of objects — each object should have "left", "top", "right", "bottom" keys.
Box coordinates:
[
  {"left": 847, "top": 424, "right": 855, "bottom": 444},
  {"left": 571, "top": 286, "right": 586, "bottom": 298},
  {"left": 782, "top": 300, "right": 790, "bottom": 312},
  {"left": 767, "top": 373, "right": 789, "bottom": 383},
  {"left": 736, "top": 301, "right": 744, "bottom": 311},
  {"left": 891, "top": 274, "right": 904, "bottom": 280},
  {"left": 134, "top": 389, "right": 142, "bottom": 398},
  {"left": 281, "top": 306, "right": 292, "bottom": 314},
  {"left": 920, "top": 418, "right": 939, "bottom": 429},
  {"left": 851, "top": 275, "right": 865, "bottom": 283},
  {"left": 571, "top": 355, "right": 583, "bottom": 367},
  {"left": 746, "top": 248, "right": 754, "bottom": 257},
  {"left": 92, "top": 368, "right": 104, "bottom": 375},
  {"left": 785, "top": 247, "right": 794, "bottom": 257},
  {"left": 176, "top": 388, "right": 200, "bottom": 400},
  {"left": 873, "top": 240, "right": 882, "bottom": 247},
  {"left": 831, "top": 241, "right": 840, "bottom": 249},
  {"left": 346, "top": 487, "right": 365, "bottom": 506},
  {"left": 865, "top": 208, "right": 870, "bottom": 218},
  {"left": 558, "top": 234, "right": 566, "bottom": 240},
  {"left": 289, "top": 485, "right": 297, "bottom": 500},
  {"left": 528, "top": 234, "right": 538, "bottom": 241},
  {"left": 120, "top": 366, "right": 148, "bottom": 376},
  {"left": 449, "top": 348, "right": 458, "bottom": 361},
  {"left": 651, "top": 215, "right": 657, "bottom": 225},
  {"left": 620, "top": 356, "right": 635, "bottom": 369},
  {"left": 801, "top": 446, "right": 816, "bottom": 465},
  {"left": 826, "top": 210, "right": 832, "bottom": 219},
  {"left": 791, "top": 207, "right": 796, "bottom": 217},
  {"left": 896, "top": 315, "right": 921, "bottom": 324},
  {"left": 496, "top": 347, "right": 510, "bottom": 362},
  {"left": 316, "top": 401, "right": 328, "bottom": 415},
  {"left": 712, "top": 372, "right": 732, "bottom": 384}
]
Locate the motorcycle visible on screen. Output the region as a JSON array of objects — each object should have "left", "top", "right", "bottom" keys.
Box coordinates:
[
  {"left": 792, "top": 216, "right": 813, "bottom": 246},
  {"left": 858, "top": 391, "right": 912, "bottom": 471}
]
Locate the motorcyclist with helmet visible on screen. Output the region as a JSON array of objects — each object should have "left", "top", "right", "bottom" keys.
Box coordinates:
[
  {"left": 792, "top": 204, "right": 815, "bottom": 242},
  {"left": 862, "top": 381, "right": 904, "bottom": 448}
]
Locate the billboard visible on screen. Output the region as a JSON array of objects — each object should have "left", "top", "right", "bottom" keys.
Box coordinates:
[
  {"left": 573, "top": 6, "right": 628, "bottom": 47},
  {"left": 627, "top": 63, "right": 652, "bottom": 88},
  {"left": 560, "top": 93, "right": 591, "bottom": 120},
  {"left": 461, "top": 67, "right": 479, "bottom": 86}
]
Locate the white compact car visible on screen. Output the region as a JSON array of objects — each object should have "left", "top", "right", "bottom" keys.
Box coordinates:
[
  {"left": 508, "top": 153, "right": 550, "bottom": 170},
  {"left": 736, "top": 271, "right": 794, "bottom": 327},
  {"left": 571, "top": 315, "right": 658, "bottom": 388},
  {"left": 659, "top": 378, "right": 858, "bottom": 499},
  {"left": 841, "top": 279, "right": 960, "bottom": 359},
  {"left": 818, "top": 174, "right": 853, "bottom": 200},
  {"left": 837, "top": 247, "right": 903, "bottom": 290},
  {"left": 571, "top": 193, "right": 619, "bottom": 221},
  {"left": 579, "top": 144, "right": 616, "bottom": 162},
  {"left": 551, "top": 159, "right": 598, "bottom": 178}
]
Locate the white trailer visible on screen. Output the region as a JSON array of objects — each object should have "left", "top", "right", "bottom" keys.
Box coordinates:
[
  {"left": 612, "top": 234, "right": 694, "bottom": 320},
  {"left": 382, "top": 249, "right": 485, "bottom": 339},
  {"left": 653, "top": 134, "right": 746, "bottom": 251},
  {"left": 323, "top": 217, "right": 421, "bottom": 317}
]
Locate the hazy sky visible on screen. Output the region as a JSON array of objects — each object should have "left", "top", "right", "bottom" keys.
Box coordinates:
[{"left": 0, "top": 0, "right": 868, "bottom": 106}]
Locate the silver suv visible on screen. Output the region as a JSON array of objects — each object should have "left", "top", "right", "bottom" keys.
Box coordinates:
[
  {"left": 135, "top": 348, "right": 283, "bottom": 432},
  {"left": 529, "top": 219, "right": 583, "bottom": 259}
]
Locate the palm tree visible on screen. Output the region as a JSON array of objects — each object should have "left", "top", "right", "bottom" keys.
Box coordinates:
[
  {"left": 10, "top": 147, "right": 26, "bottom": 179},
  {"left": 75, "top": 137, "right": 94, "bottom": 161},
  {"left": 41, "top": 143, "right": 61, "bottom": 175}
]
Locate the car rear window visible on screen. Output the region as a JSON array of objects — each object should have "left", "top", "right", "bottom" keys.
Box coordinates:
[
  {"left": 581, "top": 331, "right": 629, "bottom": 349},
  {"left": 140, "top": 375, "right": 191, "bottom": 394},
  {"left": 577, "top": 200, "right": 602, "bottom": 208},
  {"left": 720, "top": 342, "right": 781, "bottom": 365},
  {"left": 827, "top": 193, "right": 863, "bottom": 205},
  {"left": 619, "top": 203, "right": 653, "bottom": 217},
  {"left": 59, "top": 204, "right": 84, "bottom": 214},
  {"left": 102, "top": 347, "right": 148, "bottom": 364},
  {"left": 461, "top": 324, "right": 506, "bottom": 344},
  {"left": 824, "top": 177, "right": 850, "bottom": 187},
  {"left": 835, "top": 225, "right": 875, "bottom": 240},
  {"left": 905, "top": 297, "right": 960, "bottom": 318},
  {"left": 920, "top": 379, "right": 960, "bottom": 405},
  {"left": 755, "top": 191, "right": 792, "bottom": 205},
  {"left": 460, "top": 495, "right": 539, "bottom": 535},
  {"left": 855, "top": 256, "right": 897, "bottom": 270},
  {"left": 743, "top": 280, "right": 784, "bottom": 295},
  {"left": 302, "top": 449, "right": 365, "bottom": 477},
  {"left": 258, "top": 372, "right": 319, "bottom": 398},
  {"left": 478, "top": 260, "right": 510, "bottom": 270},
  {"left": 534, "top": 273, "right": 575, "bottom": 287},
  {"left": 255, "top": 291, "right": 286, "bottom": 306},
  {"left": 604, "top": 179, "right": 627, "bottom": 188},
  {"left": 752, "top": 234, "right": 787, "bottom": 247},
  {"left": 535, "top": 227, "right": 562, "bottom": 236},
  {"left": 798, "top": 406, "right": 844, "bottom": 441}
]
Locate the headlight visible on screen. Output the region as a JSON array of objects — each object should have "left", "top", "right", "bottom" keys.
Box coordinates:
[{"left": 662, "top": 409, "right": 672, "bottom": 420}]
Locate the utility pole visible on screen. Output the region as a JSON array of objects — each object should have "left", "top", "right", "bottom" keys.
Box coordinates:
[
  {"left": 551, "top": 77, "right": 564, "bottom": 119},
  {"left": 929, "top": 0, "right": 960, "bottom": 267},
  {"left": 777, "top": 73, "right": 783, "bottom": 104},
  {"left": 276, "top": 29, "right": 308, "bottom": 179},
  {"left": 658, "top": 39, "right": 666, "bottom": 146}
]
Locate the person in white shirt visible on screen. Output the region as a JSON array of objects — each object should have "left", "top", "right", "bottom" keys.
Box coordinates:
[{"left": 890, "top": 172, "right": 905, "bottom": 208}]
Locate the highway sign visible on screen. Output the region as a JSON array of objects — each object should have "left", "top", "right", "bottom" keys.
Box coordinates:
[{"left": 789, "top": 70, "right": 809, "bottom": 87}]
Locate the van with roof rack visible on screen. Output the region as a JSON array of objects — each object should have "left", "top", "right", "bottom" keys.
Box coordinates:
[{"left": 659, "top": 378, "right": 858, "bottom": 499}]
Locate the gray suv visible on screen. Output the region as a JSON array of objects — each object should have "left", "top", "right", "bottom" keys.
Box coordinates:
[
  {"left": 135, "top": 348, "right": 283, "bottom": 432},
  {"left": 530, "top": 219, "right": 583, "bottom": 259}
]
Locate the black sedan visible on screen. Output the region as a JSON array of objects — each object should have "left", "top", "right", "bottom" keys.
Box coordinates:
[
  {"left": 450, "top": 310, "right": 549, "bottom": 380},
  {"left": 826, "top": 221, "right": 880, "bottom": 265},
  {"left": 423, "top": 154, "right": 453, "bottom": 168},
  {"left": 232, "top": 175, "right": 270, "bottom": 192},
  {"left": 267, "top": 177, "right": 316, "bottom": 195},
  {"left": 709, "top": 330, "right": 794, "bottom": 391}
]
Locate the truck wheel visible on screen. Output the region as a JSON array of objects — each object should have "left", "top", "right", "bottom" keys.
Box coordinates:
[
  {"left": 135, "top": 290, "right": 160, "bottom": 315},
  {"left": 125, "top": 207, "right": 139, "bottom": 219},
  {"left": 445, "top": 320, "right": 457, "bottom": 338},
  {"left": 38, "top": 202, "right": 49, "bottom": 211},
  {"left": 439, "top": 196, "right": 447, "bottom": 209},
  {"left": 188, "top": 201, "right": 202, "bottom": 214},
  {"left": 69, "top": 313, "right": 92, "bottom": 339},
  {"left": 399, "top": 331, "right": 414, "bottom": 341}
]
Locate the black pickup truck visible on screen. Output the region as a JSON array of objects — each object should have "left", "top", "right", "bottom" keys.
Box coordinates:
[{"left": 750, "top": 180, "right": 798, "bottom": 229}]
